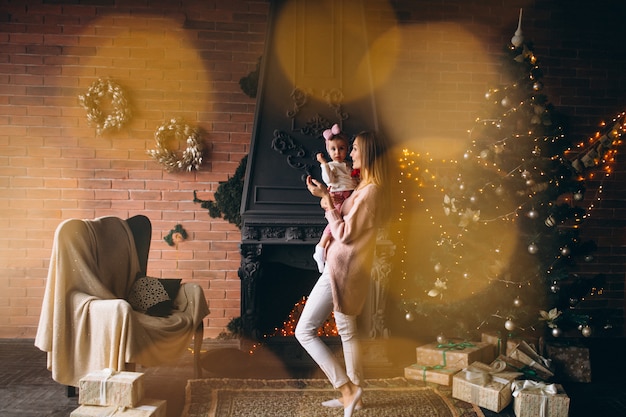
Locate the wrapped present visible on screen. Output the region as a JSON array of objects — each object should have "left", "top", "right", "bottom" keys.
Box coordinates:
[
  {"left": 70, "top": 399, "right": 166, "bottom": 417},
  {"left": 506, "top": 336, "right": 540, "bottom": 356},
  {"left": 404, "top": 363, "right": 460, "bottom": 386},
  {"left": 508, "top": 341, "right": 554, "bottom": 380},
  {"left": 495, "top": 355, "right": 551, "bottom": 382},
  {"left": 452, "top": 361, "right": 522, "bottom": 412},
  {"left": 78, "top": 369, "right": 144, "bottom": 408},
  {"left": 481, "top": 332, "right": 507, "bottom": 356},
  {"left": 545, "top": 342, "right": 591, "bottom": 382},
  {"left": 415, "top": 340, "right": 495, "bottom": 369},
  {"left": 512, "top": 380, "right": 570, "bottom": 417}
]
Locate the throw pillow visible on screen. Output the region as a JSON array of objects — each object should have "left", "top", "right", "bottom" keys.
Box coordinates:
[{"left": 128, "top": 276, "right": 182, "bottom": 317}]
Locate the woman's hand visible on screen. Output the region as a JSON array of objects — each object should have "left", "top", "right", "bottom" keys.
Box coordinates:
[{"left": 306, "top": 176, "right": 334, "bottom": 211}]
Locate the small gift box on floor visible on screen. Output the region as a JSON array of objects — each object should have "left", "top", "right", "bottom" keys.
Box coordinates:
[
  {"left": 481, "top": 332, "right": 507, "bottom": 357},
  {"left": 78, "top": 369, "right": 144, "bottom": 408},
  {"left": 508, "top": 341, "right": 554, "bottom": 381},
  {"left": 452, "top": 361, "right": 522, "bottom": 413},
  {"left": 71, "top": 399, "right": 166, "bottom": 417},
  {"left": 404, "top": 363, "right": 460, "bottom": 386},
  {"left": 544, "top": 341, "right": 591, "bottom": 382},
  {"left": 512, "top": 380, "right": 570, "bottom": 417},
  {"left": 415, "top": 340, "right": 496, "bottom": 369}
]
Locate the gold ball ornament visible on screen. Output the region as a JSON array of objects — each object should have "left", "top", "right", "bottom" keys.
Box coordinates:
[
  {"left": 405, "top": 311, "right": 415, "bottom": 322},
  {"left": 581, "top": 325, "right": 592, "bottom": 337}
]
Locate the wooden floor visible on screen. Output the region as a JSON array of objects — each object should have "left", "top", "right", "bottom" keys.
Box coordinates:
[{"left": 2, "top": 338, "right": 625, "bottom": 417}]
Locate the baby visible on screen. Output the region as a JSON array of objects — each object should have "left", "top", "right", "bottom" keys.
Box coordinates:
[{"left": 313, "top": 124, "right": 359, "bottom": 272}]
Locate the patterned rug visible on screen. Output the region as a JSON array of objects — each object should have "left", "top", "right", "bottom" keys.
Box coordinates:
[{"left": 182, "top": 377, "right": 485, "bottom": 417}]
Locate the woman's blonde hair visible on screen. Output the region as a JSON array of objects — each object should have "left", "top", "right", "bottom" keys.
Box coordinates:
[
  {"left": 354, "top": 130, "right": 391, "bottom": 223},
  {"left": 354, "top": 130, "right": 389, "bottom": 188}
]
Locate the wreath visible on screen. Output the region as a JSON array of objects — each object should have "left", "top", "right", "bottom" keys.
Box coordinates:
[
  {"left": 78, "top": 78, "right": 131, "bottom": 135},
  {"left": 148, "top": 118, "right": 204, "bottom": 172}
]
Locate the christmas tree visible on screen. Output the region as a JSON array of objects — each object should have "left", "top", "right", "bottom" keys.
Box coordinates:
[{"left": 396, "top": 10, "right": 620, "bottom": 341}]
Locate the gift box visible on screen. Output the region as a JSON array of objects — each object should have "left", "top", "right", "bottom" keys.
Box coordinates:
[
  {"left": 512, "top": 380, "right": 570, "bottom": 417},
  {"left": 452, "top": 361, "right": 522, "bottom": 412},
  {"left": 506, "top": 336, "right": 540, "bottom": 356},
  {"left": 70, "top": 399, "right": 166, "bottom": 417},
  {"left": 508, "top": 341, "right": 554, "bottom": 381},
  {"left": 481, "top": 332, "right": 507, "bottom": 357},
  {"left": 404, "top": 363, "right": 460, "bottom": 386},
  {"left": 545, "top": 342, "right": 591, "bottom": 382},
  {"left": 415, "top": 340, "right": 495, "bottom": 369},
  {"left": 78, "top": 369, "right": 144, "bottom": 408}
]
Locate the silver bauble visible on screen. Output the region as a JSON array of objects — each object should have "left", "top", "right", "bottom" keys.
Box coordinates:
[
  {"left": 527, "top": 243, "right": 538, "bottom": 254},
  {"left": 581, "top": 325, "right": 592, "bottom": 337},
  {"left": 405, "top": 312, "right": 415, "bottom": 322},
  {"left": 436, "top": 334, "right": 447, "bottom": 344},
  {"left": 551, "top": 327, "right": 562, "bottom": 337},
  {"left": 513, "top": 297, "right": 523, "bottom": 308},
  {"left": 504, "top": 319, "right": 516, "bottom": 331}
]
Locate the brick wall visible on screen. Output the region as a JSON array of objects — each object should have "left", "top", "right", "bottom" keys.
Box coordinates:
[
  {"left": 1, "top": 0, "right": 625, "bottom": 339},
  {"left": 0, "top": 0, "right": 269, "bottom": 338}
]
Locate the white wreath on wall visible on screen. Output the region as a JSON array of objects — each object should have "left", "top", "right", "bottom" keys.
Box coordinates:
[
  {"left": 148, "top": 118, "right": 204, "bottom": 172},
  {"left": 78, "top": 78, "right": 131, "bottom": 135}
]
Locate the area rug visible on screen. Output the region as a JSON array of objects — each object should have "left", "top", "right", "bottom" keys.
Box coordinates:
[{"left": 182, "top": 377, "right": 485, "bottom": 417}]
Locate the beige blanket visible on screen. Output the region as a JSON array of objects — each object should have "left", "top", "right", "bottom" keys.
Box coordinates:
[{"left": 35, "top": 217, "right": 209, "bottom": 387}]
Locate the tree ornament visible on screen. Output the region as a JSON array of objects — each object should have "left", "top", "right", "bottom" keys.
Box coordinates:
[
  {"left": 434, "top": 263, "right": 443, "bottom": 273},
  {"left": 527, "top": 242, "right": 538, "bottom": 254},
  {"left": 581, "top": 325, "right": 592, "bottom": 337},
  {"left": 550, "top": 282, "right": 560, "bottom": 293},
  {"left": 584, "top": 255, "right": 594, "bottom": 262},
  {"left": 501, "top": 96, "right": 511, "bottom": 108},
  {"left": 560, "top": 246, "right": 571, "bottom": 256},
  {"left": 148, "top": 118, "right": 204, "bottom": 172},
  {"left": 504, "top": 319, "right": 516, "bottom": 331},
  {"left": 495, "top": 186, "right": 505, "bottom": 196},
  {"left": 78, "top": 77, "right": 132, "bottom": 135},
  {"left": 513, "top": 297, "right": 523, "bottom": 308},
  {"left": 436, "top": 333, "right": 447, "bottom": 344},
  {"left": 533, "top": 81, "right": 543, "bottom": 91},
  {"left": 545, "top": 214, "right": 556, "bottom": 227},
  {"left": 511, "top": 9, "right": 524, "bottom": 47},
  {"left": 551, "top": 327, "right": 562, "bottom": 337},
  {"left": 527, "top": 209, "right": 538, "bottom": 219},
  {"left": 405, "top": 311, "right": 415, "bottom": 322},
  {"left": 573, "top": 191, "right": 584, "bottom": 201}
]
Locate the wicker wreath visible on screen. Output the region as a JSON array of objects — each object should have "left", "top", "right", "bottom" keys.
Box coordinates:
[
  {"left": 148, "top": 118, "right": 204, "bottom": 172},
  {"left": 78, "top": 78, "right": 131, "bottom": 135}
]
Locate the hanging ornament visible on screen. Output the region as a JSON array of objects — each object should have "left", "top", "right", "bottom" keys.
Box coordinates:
[
  {"left": 581, "top": 325, "right": 592, "bottom": 337},
  {"left": 504, "top": 319, "right": 516, "bottom": 331},
  {"left": 527, "top": 243, "right": 538, "bottom": 254},
  {"left": 550, "top": 282, "right": 560, "bottom": 293},
  {"left": 560, "top": 246, "right": 571, "bottom": 256},
  {"left": 434, "top": 263, "right": 443, "bottom": 273},
  {"left": 436, "top": 333, "right": 448, "bottom": 344},
  {"left": 545, "top": 214, "right": 556, "bottom": 227},
  {"left": 495, "top": 185, "right": 505, "bottom": 196},
  {"left": 501, "top": 96, "right": 511, "bottom": 108},
  {"left": 551, "top": 327, "right": 562, "bottom": 337},
  {"left": 532, "top": 145, "right": 541, "bottom": 157},
  {"left": 511, "top": 8, "right": 524, "bottom": 47},
  {"left": 513, "top": 297, "right": 523, "bottom": 308},
  {"left": 527, "top": 209, "right": 538, "bottom": 219},
  {"left": 405, "top": 311, "right": 415, "bottom": 322},
  {"left": 573, "top": 191, "right": 584, "bottom": 201},
  {"left": 533, "top": 81, "right": 543, "bottom": 91},
  {"left": 584, "top": 255, "right": 594, "bottom": 262},
  {"left": 521, "top": 170, "right": 531, "bottom": 179}
]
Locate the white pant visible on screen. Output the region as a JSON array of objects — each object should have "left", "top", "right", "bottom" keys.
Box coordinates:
[{"left": 295, "top": 270, "right": 363, "bottom": 389}]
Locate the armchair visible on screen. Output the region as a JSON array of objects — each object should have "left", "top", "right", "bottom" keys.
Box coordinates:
[{"left": 35, "top": 215, "right": 209, "bottom": 391}]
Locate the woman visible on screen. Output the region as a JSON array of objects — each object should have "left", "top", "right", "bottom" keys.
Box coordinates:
[{"left": 296, "top": 130, "right": 390, "bottom": 417}]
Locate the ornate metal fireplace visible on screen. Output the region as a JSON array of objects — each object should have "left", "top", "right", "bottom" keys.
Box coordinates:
[{"left": 238, "top": 0, "right": 394, "bottom": 356}]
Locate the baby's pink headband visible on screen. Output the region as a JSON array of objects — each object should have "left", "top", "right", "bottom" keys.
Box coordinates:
[{"left": 322, "top": 124, "right": 341, "bottom": 141}]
